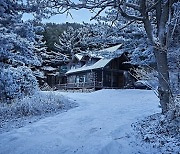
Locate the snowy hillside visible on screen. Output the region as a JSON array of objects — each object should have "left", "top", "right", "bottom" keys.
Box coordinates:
[{"left": 0, "top": 89, "right": 167, "bottom": 154}]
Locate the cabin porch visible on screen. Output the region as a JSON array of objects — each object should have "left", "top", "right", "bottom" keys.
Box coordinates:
[{"left": 57, "top": 69, "right": 134, "bottom": 90}]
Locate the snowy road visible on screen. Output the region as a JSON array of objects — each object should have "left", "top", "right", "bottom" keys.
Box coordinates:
[{"left": 0, "top": 89, "right": 160, "bottom": 154}]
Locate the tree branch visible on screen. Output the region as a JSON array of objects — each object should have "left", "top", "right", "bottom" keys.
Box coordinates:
[
  {"left": 90, "top": 7, "right": 106, "bottom": 21},
  {"left": 118, "top": 6, "right": 144, "bottom": 21},
  {"left": 118, "top": 20, "right": 136, "bottom": 31},
  {"left": 125, "top": 3, "right": 140, "bottom": 11}
]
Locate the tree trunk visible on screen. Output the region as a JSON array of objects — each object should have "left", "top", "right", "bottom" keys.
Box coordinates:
[
  {"left": 142, "top": 6, "right": 172, "bottom": 114},
  {"left": 153, "top": 47, "right": 172, "bottom": 114}
]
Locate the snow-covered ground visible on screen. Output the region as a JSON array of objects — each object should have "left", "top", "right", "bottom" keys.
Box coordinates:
[
  {"left": 0, "top": 91, "right": 77, "bottom": 133},
  {"left": 0, "top": 89, "right": 162, "bottom": 154}
]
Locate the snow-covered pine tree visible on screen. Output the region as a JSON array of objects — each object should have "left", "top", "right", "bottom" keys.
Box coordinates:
[
  {"left": 54, "top": 26, "right": 90, "bottom": 70},
  {"left": 55, "top": 22, "right": 126, "bottom": 56},
  {"left": 54, "top": 26, "right": 84, "bottom": 57},
  {"left": 0, "top": 0, "right": 42, "bottom": 102},
  {"left": 81, "top": 22, "right": 123, "bottom": 50}
]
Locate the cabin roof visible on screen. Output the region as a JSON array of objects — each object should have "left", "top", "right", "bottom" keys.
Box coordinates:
[
  {"left": 66, "top": 44, "right": 124, "bottom": 75},
  {"left": 96, "top": 43, "right": 122, "bottom": 53},
  {"left": 66, "top": 58, "right": 112, "bottom": 74},
  {"left": 74, "top": 44, "right": 123, "bottom": 60},
  {"left": 90, "top": 44, "right": 122, "bottom": 58}
]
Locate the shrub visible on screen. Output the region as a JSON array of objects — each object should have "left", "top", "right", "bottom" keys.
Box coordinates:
[
  {"left": 0, "top": 66, "right": 38, "bottom": 103},
  {"left": 0, "top": 91, "right": 76, "bottom": 119}
]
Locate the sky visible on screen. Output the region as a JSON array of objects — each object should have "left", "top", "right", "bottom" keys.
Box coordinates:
[{"left": 23, "top": 9, "right": 96, "bottom": 24}]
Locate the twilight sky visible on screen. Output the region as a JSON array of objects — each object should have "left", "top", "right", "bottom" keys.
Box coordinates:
[{"left": 23, "top": 9, "right": 96, "bottom": 24}]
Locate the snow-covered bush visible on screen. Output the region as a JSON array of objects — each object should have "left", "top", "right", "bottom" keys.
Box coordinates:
[
  {"left": 132, "top": 113, "right": 180, "bottom": 154},
  {"left": 0, "top": 66, "right": 38, "bottom": 102},
  {"left": 0, "top": 91, "right": 77, "bottom": 119},
  {"left": 131, "top": 46, "right": 156, "bottom": 65},
  {"left": 133, "top": 67, "right": 159, "bottom": 92}
]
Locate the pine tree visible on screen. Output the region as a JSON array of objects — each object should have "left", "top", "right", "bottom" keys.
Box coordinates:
[{"left": 0, "top": 0, "right": 42, "bottom": 102}]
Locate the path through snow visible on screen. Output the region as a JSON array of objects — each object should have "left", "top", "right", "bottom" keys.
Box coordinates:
[{"left": 0, "top": 89, "right": 161, "bottom": 154}]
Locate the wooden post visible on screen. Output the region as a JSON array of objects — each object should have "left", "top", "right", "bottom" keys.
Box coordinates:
[
  {"left": 102, "top": 68, "right": 104, "bottom": 88},
  {"left": 111, "top": 71, "right": 113, "bottom": 88},
  {"left": 94, "top": 71, "right": 96, "bottom": 89}
]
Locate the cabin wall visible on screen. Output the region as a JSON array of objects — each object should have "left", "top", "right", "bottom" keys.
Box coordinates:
[
  {"left": 100, "top": 70, "right": 124, "bottom": 88},
  {"left": 46, "top": 74, "right": 59, "bottom": 87},
  {"left": 93, "top": 69, "right": 125, "bottom": 88},
  {"left": 66, "top": 71, "right": 96, "bottom": 89},
  {"left": 65, "top": 69, "right": 133, "bottom": 89},
  {"left": 67, "top": 71, "right": 95, "bottom": 84}
]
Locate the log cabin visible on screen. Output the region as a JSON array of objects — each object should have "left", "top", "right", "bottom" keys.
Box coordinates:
[{"left": 58, "top": 44, "right": 136, "bottom": 90}]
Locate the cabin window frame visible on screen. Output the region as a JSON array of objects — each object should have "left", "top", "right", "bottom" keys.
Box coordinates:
[{"left": 75, "top": 74, "right": 86, "bottom": 83}]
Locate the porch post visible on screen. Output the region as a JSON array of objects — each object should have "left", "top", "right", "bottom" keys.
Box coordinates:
[
  {"left": 94, "top": 71, "right": 96, "bottom": 89},
  {"left": 111, "top": 71, "right": 113, "bottom": 88},
  {"left": 102, "top": 68, "right": 104, "bottom": 88}
]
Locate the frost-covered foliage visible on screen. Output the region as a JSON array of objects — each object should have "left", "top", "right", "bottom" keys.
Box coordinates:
[
  {"left": 132, "top": 113, "right": 180, "bottom": 154},
  {"left": 131, "top": 45, "right": 155, "bottom": 65},
  {"left": 55, "top": 22, "right": 127, "bottom": 58},
  {"left": 0, "top": 0, "right": 41, "bottom": 66},
  {"left": 0, "top": 0, "right": 42, "bottom": 102},
  {"left": 0, "top": 91, "right": 76, "bottom": 118},
  {"left": 34, "top": 25, "right": 46, "bottom": 59},
  {"left": 133, "top": 67, "right": 159, "bottom": 91},
  {"left": 0, "top": 91, "right": 78, "bottom": 133},
  {"left": 168, "top": 48, "right": 180, "bottom": 95},
  {"left": 54, "top": 26, "right": 84, "bottom": 56},
  {"left": 0, "top": 66, "right": 38, "bottom": 102},
  {"left": 170, "top": 72, "right": 180, "bottom": 95},
  {"left": 81, "top": 23, "right": 123, "bottom": 50},
  {"left": 168, "top": 3, "right": 180, "bottom": 95},
  {"left": 96, "top": 9, "right": 156, "bottom": 65},
  {"left": 0, "top": 22, "right": 41, "bottom": 67}
]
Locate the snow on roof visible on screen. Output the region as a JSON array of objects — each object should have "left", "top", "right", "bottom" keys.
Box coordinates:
[
  {"left": 42, "top": 66, "right": 57, "bottom": 71},
  {"left": 47, "top": 72, "right": 59, "bottom": 76},
  {"left": 75, "top": 53, "right": 84, "bottom": 61},
  {"left": 98, "top": 44, "right": 122, "bottom": 53},
  {"left": 33, "top": 70, "right": 45, "bottom": 78},
  {"left": 66, "top": 58, "right": 112, "bottom": 74},
  {"left": 73, "top": 44, "right": 123, "bottom": 61},
  {"left": 90, "top": 44, "right": 123, "bottom": 58},
  {"left": 66, "top": 44, "right": 123, "bottom": 74}
]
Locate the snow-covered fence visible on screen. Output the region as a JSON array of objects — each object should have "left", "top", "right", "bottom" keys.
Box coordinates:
[{"left": 57, "top": 81, "right": 103, "bottom": 90}]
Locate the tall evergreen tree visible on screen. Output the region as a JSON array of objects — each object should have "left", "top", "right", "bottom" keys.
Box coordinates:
[{"left": 0, "top": 0, "right": 42, "bottom": 102}]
